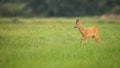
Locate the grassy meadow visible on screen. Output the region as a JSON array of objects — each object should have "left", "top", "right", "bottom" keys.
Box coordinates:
[{"left": 0, "top": 17, "right": 120, "bottom": 68}]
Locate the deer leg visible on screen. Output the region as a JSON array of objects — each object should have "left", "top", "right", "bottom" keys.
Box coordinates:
[
  {"left": 85, "top": 39, "right": 87, "bottom": 44},
  {"left": 84, "top": 37, "right": 88, "bottom": 44},
  {"left": 96, "top": 37, "right": 99, "bottom": 43},
  {"left": 92, "top": 35, "right": 95, "bottom": 38},
  {"left": 80, "top": 37, "right": 83, "bottom": 45},
  {"left": 95, "top": 35, "right": 99, "bottom": 43}
]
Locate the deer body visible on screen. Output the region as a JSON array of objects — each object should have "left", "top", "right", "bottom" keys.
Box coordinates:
[{"left": 74, "top": 19, "right": 99, "bottom": 44}]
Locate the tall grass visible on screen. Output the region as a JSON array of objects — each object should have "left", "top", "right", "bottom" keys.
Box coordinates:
[{"left": 0, "top": 17, "right": 120, "bottom": 68}]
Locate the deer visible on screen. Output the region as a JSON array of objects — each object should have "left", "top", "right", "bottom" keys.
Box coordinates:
[{"left": 74, "top": 18, "right": 99, "bottom": 45}]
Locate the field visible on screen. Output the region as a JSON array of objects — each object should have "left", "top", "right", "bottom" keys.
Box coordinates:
[{"left": 0, "top": 17, "right": 120, "bottom": 68}]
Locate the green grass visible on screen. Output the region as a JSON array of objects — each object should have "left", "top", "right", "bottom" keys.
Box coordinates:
[{"left": 0, "top": 17, "right": 120, "bottom": 68}]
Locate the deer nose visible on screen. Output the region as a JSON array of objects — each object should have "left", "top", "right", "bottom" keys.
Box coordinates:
[{"left": 74, "top": 26, "right": 76, "bottom": 28}]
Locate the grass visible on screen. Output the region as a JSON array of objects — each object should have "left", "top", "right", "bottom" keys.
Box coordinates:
[{"left": 0, "top": 17, "right": 120, "bottom": 68}]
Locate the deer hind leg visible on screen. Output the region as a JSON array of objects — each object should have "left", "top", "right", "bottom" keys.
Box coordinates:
[
  {"left": 92, "top": 35, "right": 95, "bottom": 38},
  {"left": 94, "top": 34, "right": 99, "bottom": 43}
]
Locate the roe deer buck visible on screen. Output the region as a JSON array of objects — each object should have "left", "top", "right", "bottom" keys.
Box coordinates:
[{"left": 74, "top": 18, "right": 99, "bottom": 44}]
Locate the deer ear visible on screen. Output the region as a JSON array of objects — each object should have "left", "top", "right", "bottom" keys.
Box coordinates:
[
  {"left": 76, "top": 18, "right": 80, "bottom": 22},
  {"left": 76, "top": 17, "right": 79, "bottom": 20}
]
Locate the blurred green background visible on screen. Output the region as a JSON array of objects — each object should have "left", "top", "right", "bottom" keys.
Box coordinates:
[
  {"left": 0, "top": 0, "right": 120, "bottom": 17},
  {"left": 0, "top": 0, "right": 120, "bottom": 68}
]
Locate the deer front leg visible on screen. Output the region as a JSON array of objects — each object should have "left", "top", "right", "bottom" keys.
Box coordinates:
[
  {"left": 83, "top": 36, "right": 88, "bottom": 45},
  {"left": 85, "top": 38, "right": 87, "bottom": 44},
  {"left": 80, "top": 37, "right": 84, "bottom": 45},
  {"left": 80, "top": 37, "right": 88, "bottom": 45}
]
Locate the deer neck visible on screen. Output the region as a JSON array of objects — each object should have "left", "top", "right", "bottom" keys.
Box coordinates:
[{"left": 78, "top": 26, "right": 84, "bottom": 34}]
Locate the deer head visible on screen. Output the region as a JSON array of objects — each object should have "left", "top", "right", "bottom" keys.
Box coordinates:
[{"left": 74, "top": 18, "right": 81, "bottom": 28}]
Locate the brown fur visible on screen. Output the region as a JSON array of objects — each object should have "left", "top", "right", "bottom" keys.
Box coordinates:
[{"left": 74, "top": 18, "right": 99, "bottom": 44}]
